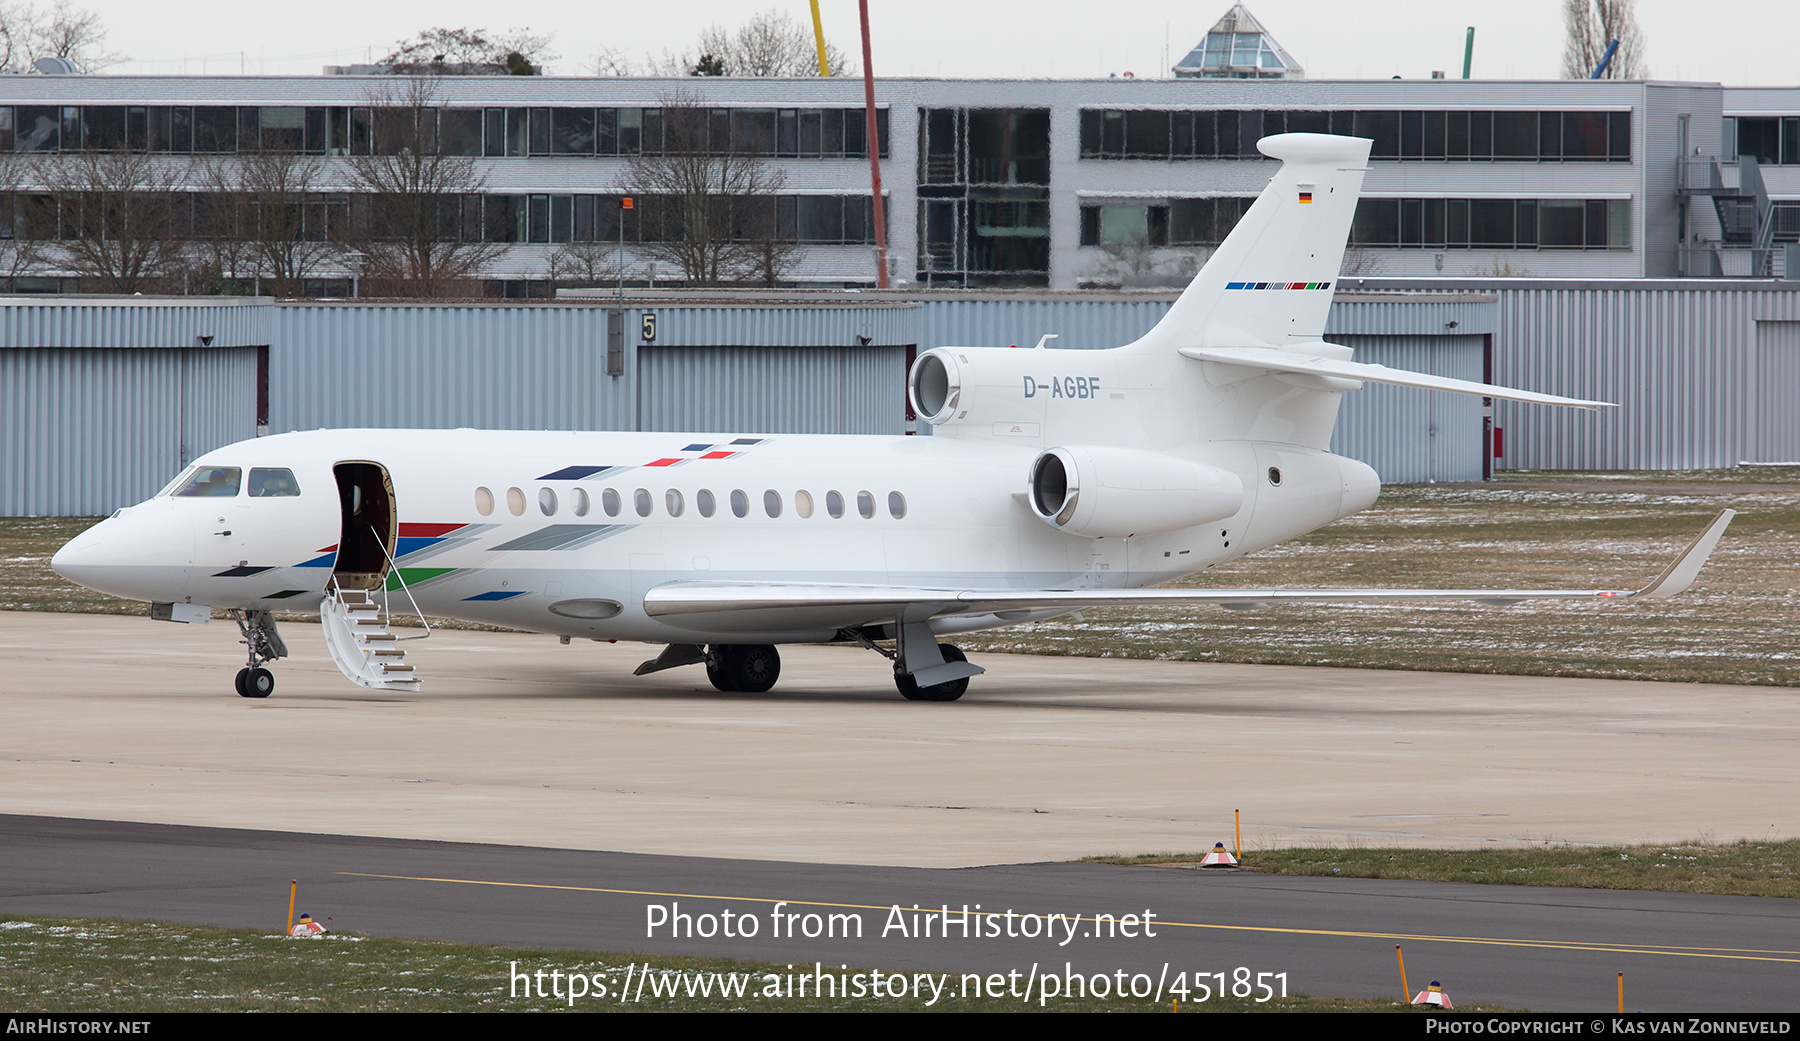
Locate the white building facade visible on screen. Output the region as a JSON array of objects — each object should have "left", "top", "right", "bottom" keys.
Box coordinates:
[{"left": 0, "top": 73, "right": 1790, "bottom": 292}]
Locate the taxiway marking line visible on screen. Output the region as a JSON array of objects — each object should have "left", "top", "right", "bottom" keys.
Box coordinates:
[{"left": 338, "top": 871, "right": 1800, "bottom": 964}]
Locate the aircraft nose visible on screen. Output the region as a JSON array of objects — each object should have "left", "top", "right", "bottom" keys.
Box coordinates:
[{"left": 52, "top": 502, "right": 197, "bottom": 602}]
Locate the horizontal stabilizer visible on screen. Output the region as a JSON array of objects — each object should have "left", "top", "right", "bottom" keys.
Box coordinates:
[{"left": 1180, "top": 345, "right": 1614, "bottom": 410}]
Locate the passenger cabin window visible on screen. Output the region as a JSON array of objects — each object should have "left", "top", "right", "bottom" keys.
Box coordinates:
[
  {"left": 539, "top": 488, "right": 557, "bottom": 516},
  {"left": 634, "top": 488, "right": 652, "bottom": 517},
  {"left": 174, "top": 466, "right": 241, "bottom": 497},
  {"left": 697, "top": 489, "right": 716, "bottom": 517},
  {"left": 888, "top": 491, "right": 907, "bottom": 519},
  {"left": 665, "top": 489, "right": 685, "bottom": 517},
  {"left": 602, "top": 488, "right": 621, "bottom": 517},
  {"left": 506, "top": 487, "right": 526, "bottom": 516},
  {"left": 730, "top": 489, "right": 749, "bottom": 518},
  {"left": 572, "top": 488, "right": 590, "bottom": 517},
  {"left": 763, "top": 490, "right": 783, "bottom": 518},
  {"left": 795, "top": 490, "right": 814, "bottom": 518},
  {"left": 826, "top": 490, "right": 844, "bottom": 518},
  {"left": 246, "top": 468, "right": 300, "bottom": 497},
  {"left": 475, "top": 486, "right": 495, "bottom": 515},
  {"left": 857, "top": 491, "right": 875, "bottom": 519}
]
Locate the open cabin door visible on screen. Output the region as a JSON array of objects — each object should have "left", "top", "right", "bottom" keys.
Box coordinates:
[{"left": 332, "top": 461, "right": 397, "bottom": 591}]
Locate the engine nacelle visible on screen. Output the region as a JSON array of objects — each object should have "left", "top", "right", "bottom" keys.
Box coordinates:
[
  {"left": 1028, "top": 445, "right": 1244, "bottom": 538},
  {"left": 908, "top": 349, "right": 963, "bottom": 424},
  {"left": 908, "top": 345, "right": 1117, "bottom": 433}
]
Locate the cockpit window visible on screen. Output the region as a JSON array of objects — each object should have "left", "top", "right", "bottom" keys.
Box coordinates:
[
  {"left": 157, "top": 464, "right": 201, "bottom": 497},
  {"left": 247, "top": 468, "right": 301, "bottom": 497},
  {"left": 173, "top": 466, "right": 242, "bottom": 498}
]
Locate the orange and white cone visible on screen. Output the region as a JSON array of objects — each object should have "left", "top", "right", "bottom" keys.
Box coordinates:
[
  {"left": 1411, "top": 980, "right": 1452, "bottom": 1008},
  {"left": 1199, "top": 842, "right": 1239, "bottom": 867}
]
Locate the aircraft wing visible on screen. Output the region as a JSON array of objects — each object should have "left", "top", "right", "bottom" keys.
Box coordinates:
[
  {"left": 1179, "top": 345, "right": 1615, "bottom": 410},
  {"left": 643, "top": 509, "right": 1734, "bottom": 631}
]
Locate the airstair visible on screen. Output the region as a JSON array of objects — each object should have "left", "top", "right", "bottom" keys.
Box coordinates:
[{"left": 320, "top": 577, "right": 427, "bottom": 692}]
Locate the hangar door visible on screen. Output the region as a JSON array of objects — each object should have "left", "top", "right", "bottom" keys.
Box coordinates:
[
  {"left": 1328, "top": 334, "right": 1485, "bottom": 484},
  {"left": 1, "top": 345, "right": 259, "bottom": 515},
  {"left": 1755, "top": 321, "right": 1800, "bottom": 463}
]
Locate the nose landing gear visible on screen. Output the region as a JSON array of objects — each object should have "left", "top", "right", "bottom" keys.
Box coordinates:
[
  {"left": 234, "top": 666, "right": 275, "bottom": 698},
  {"left": 231, "top": 609, "right": 289, "bottom": 698}
]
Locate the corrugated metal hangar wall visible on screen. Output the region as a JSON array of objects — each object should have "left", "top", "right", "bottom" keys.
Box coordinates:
[{"left": 5, "top": 280, "right": 1799, "bottom": 514}]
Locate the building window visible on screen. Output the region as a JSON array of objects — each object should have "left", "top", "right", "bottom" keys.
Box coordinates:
[
  {"left": 1351, "top": 197, "right": 1630, "bottom": 249},
  {"left": 1729, "top": 116, "right": 1800, "bottom": 165},
  {"left": 916, "top": 107, "right": 1051, "bottom": 287},
  {"left": 1080, "top": 108, "right": 1630, "bottom": 163}
]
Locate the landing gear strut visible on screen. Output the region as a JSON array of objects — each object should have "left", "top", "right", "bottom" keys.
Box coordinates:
[
  {"left": 231, "top": 609, "right": 289, "bottom": 698},
  {"left": 706, "top": 644, "right": 781, "bottom": 693}
]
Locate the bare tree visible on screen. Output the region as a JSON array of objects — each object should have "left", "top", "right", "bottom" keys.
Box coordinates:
[
  {"left": 185, "top": 155, "right": 254, "bottom": 293},
  {"left": 0, "top": 151, "right": 46, "bottom": 286},
  {"left": 202, "top": 148, "right": 336, "bottom": 296},
  {"left": 35, "top": 148, "right": 185, "bottom": 292},
  {"left": 380, "top": 26, "right": 554, "bottom": 75},
  {"left": 643, "top": 8, "right": 851, "bottom": 78},
  {"left": 626, "top": 93, "right": 791, "bottom": 286},
  {"left": 1562, "top": 0, "right": 1647, "bottom": 79},
  {"left": 703, "top": 8, "right": 850, "bottom": 76},
  {"left": 589, "top": 46, "right": 635, "bottom": 77},
  {"left": 0, "top": 1, "right": 120, "bottom": 72},
  {"left": 343, "top": 80, "right": 503, "bottom": 298},
  {"left": 546, "top": 239, "right": 619, "bottom": 293},
  {"left": 1338, "top": 248, "right": 1386, "bottom": 276}
]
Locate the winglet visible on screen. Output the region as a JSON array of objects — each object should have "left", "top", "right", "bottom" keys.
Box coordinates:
[{"left": 1627, "top": 509, "right": 1735, "bottom": 599}]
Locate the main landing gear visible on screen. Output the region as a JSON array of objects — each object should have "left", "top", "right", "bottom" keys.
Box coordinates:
[
  {"left": 230, "top": 609, "right": 289, "bottom": 699},
  {"left": 894, "top": 644, "right": 969, "bottom": 702},
  {"left": 706, "top": 644, "right": 781, "bottom": 693}
]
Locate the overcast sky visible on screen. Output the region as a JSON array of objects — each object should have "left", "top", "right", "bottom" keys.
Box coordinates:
[{"left": 74, "top": 0, "right": 1800, "bottom": 86}]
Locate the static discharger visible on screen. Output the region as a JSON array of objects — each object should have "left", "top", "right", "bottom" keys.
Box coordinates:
[{"left": 1199, "top": 842, "right": 1238, "bottom": 868}]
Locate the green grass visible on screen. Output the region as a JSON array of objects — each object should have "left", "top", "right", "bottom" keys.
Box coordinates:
[
  {"left": 1093, "top": 839, "right": 1800, "bottom": 898},
  {"left": 0, "top": 917, "right": 1426, "bottom": 1012}
]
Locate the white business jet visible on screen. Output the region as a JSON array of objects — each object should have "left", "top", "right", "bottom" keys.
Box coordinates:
[{"left": 52, "top": 134, "right": 1733, "bottom": 701}]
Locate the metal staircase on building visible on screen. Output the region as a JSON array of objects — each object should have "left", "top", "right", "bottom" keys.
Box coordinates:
[
  {"left": 320, "top": 580, "right": 424, "bottom": 691},
  {"left": 1678, "top": 154, "right": 1782, "bottom": 277}
]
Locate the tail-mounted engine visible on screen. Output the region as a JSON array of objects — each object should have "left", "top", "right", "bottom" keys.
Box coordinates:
[
  {"left": 908, "top": 349, "right": 965, "bottom": 425},
  {"left": 1028, "top": 445, "right": 1243, "bottom": 538},
  {"left": 909, "top": 346, "right": 1116, "bottom": 433}
]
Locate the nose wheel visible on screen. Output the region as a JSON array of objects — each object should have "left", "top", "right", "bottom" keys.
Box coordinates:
[{"left": 230, "top": 609, "right": 289, "bottom": 698}]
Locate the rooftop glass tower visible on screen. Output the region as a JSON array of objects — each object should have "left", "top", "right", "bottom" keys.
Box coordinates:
[{"left": 1173, "top": 4, "right": 1303, "bottom": 79}]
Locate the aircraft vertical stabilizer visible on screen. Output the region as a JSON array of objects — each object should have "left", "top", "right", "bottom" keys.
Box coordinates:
[{"left": 1127, "top": 133, "right": 1371, "bottom": 354}]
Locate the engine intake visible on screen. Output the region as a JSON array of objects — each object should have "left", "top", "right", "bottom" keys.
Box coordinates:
[{"left": 908, "top": 351, "right": 962, "bottom": 424}]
